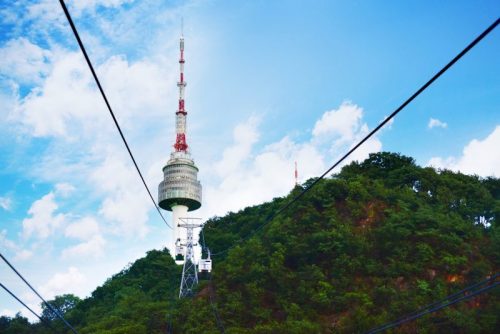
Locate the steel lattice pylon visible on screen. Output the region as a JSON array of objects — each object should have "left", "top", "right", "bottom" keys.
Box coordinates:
[{"left": 178, "top": 218, "right": 203, "bottom": 298}]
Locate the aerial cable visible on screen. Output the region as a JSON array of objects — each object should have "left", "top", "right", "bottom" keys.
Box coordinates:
[
  {"left": 0, "top": 253, "right": 80, "bottom": 334},
  {"left": 375, "top": 273, "right": 499, "bottom": 328},
  {"left": 0, "top": 282, "right": 47, "bottom": 325},
  {"left": 211, "top": 17, "right": 499, "bottom": 257},
  {"left": 367, "top": 274, "right": 499, "bottom": 333},
  {"left": 58, "top": 0, "right": 172, "bottom": 229},
  {"left": 366, "top": 274, "right": 499, "bottom": 333},
  {"left": 370, "top": 282, "right": 499, "bottom": 333}
]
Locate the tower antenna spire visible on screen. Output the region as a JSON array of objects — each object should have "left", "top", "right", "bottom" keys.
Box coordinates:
[{"left": 174, "top": 23, "right": 188, "bottom": 152}]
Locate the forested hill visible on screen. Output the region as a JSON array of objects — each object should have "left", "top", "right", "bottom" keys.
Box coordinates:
[{"left": 1, "top": 152, "right": 499, "bottom": 333}]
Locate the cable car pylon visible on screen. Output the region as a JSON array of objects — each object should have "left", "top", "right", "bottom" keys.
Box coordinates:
[{"left": 178, "top": 218, "right": 203, "bottom": 298}]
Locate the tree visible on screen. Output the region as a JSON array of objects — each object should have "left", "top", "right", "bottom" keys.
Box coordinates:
[{"left": 41, "top": 294, "right": 81, "bottom": 322}]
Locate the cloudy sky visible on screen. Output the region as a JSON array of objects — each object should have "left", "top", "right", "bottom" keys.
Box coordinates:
[{"left": 0, "top": 0, "right": 498, "bottom": 320}]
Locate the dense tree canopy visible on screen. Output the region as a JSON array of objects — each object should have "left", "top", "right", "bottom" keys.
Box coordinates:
[{"left": 2, "top": 152, "right": 498, "bottom": 333}]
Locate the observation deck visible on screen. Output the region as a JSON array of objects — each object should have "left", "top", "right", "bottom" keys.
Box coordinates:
[{"left": 158, "top": 151, "right": 202, "bottom": 211}]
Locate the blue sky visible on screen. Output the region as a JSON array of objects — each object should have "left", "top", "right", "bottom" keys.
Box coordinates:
[{"left": 0, "top": 0, "right": 499, "bottom": 319}]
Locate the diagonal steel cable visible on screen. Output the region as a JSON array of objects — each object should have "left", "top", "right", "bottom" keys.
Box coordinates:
[{"left": 59, "top": 0, "right": 172, "bottom": 229}]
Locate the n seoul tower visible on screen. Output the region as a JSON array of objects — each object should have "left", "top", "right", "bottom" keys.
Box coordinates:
[{"left": 158, "top": 29, "right": 202, "bottom": 258}]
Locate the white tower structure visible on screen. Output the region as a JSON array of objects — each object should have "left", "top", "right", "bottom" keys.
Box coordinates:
[{"left": 158, "top": 30, "right": 202, "bottom": 260}]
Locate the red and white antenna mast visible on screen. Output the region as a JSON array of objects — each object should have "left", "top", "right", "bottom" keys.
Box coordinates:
[
  {"left": 174, "top": 20, "right": 188, "bottom": 152},
  {"left": 294, "top": 161, "right": 298, "bottom": 186}
]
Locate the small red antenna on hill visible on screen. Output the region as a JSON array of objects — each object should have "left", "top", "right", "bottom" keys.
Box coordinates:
[{"left": 294, "top": 161, "right": 298, "bottom": 186}]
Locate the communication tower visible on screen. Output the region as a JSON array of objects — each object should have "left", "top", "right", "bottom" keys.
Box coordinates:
[
  {"left": 158, "top": 30, "right": 202, "bottom": 260},
  {"left": 158, "top": 29, "right": 212, "bottom": 298}
]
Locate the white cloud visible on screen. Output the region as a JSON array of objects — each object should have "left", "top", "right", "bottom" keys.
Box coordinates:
[
  {"left": 11, "top": 47, "right": 172, "bottom": 140},
  {"left": 91, "top": 154, "right": 150, "bottom": 237},
  {"left": 428, "top": 118, "right": 448, "bottom": 129},
  {"left": 9, "top": 48, "right": 172, "bottom": 239},
  {"left": 428, "top": 125, "right": 500, "bottom": 177},
  {"left": 214, "top": 115, "right": 260, "bottom": 176},
  {"left": 14, "top": 249, "right": 33, "bottom": 261},
  {"left": 0, "top": 81, "right": 18, "bottom": 128},
  {"left": 55, "top": 183, "right": 76, "bottom": 197},
  {"left": 22, "top": 0, "right": 133, "bottom": 28},
  {"left": 0, "top": 309, "right": 16, "bottom": 318},
  {"left": 15, "top": 51, "right": 107, "bottom": 138},
  {"left": 313, "top": 101, "right": 363, "bottom": 142},
  {"left": 427, "top": 156, "right": 453, "bottom": 170},
  {"left": 71, "top": 0, "right": 135, "bottom": 15},
  {"left": 202, "top": 101, "right": 382, "bottom": 217},
  {"left": 311, "top": 101, "right": 382, "bottom": 162},
  {"left": 97, "top": 55, "right": 173, "bottom": 124},
  {"left": 26, "top": 0, "right": 66, "bottom": 25},
  {"left": 39, "top": 267, "right": 86, "bottom": 299},
  {"left": 65, "top": 217, "right": 100, "bottom": 240},
  {"left": 63, "top": 217, "right": 105, "bottom": 259},
  {"left": 204, "top": 133, "right": 326, "bottom": 217},
  {"left": 12, "top": 50, "right": 173, "bottom": 140},
  {"left": 99, "top": 192, "right": 149, "bottom": 237},
  {"left": 1, "top": 230, "right": 32, "bottom": 261},
  {"left": 22, "top": 192, "right": 66, "bottom": 239},
  {"left": 62, "top": 235, "right": 106, "bottom": 259},
  {"left": 0, "top": 37, "right": 52, "bottom": 85},
  {"left": 0, "top": 196, "right": 12, "bottom": 211},
  {"left": 0, "top": 229, "right": 18, "bottom": 251},
  {"left": 26, "top": 0, "right": 132, "bottom": 20}
]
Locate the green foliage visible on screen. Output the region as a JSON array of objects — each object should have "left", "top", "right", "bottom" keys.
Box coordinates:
[
  {"left": 4, "top": 152, "right": 498, "bottom": 333},
  {"left": 0, "top": 313, "right": 32, "bottom": 334},
  {"left": 197, "top": 152, "right": 499, "bottom": 333},
  {"left": 41, "top": 294, "right": 81, "bottom": 321}
]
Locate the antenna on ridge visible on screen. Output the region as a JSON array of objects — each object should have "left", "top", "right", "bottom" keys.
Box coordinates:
[{"left": 295, "top": 161, "right": 298, "bottom": 186}]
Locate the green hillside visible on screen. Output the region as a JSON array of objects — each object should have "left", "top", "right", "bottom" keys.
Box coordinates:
[{"left": 1, "top": 152, "right": 499, "bottom": 333}]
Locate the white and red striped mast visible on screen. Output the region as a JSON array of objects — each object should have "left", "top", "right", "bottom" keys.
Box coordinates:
[
  {"left": 295, "top": 161, "right": 298, "bottom": 186},
  {"left": 174, "top": 23, "right": 188, "bottom": 152}
]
